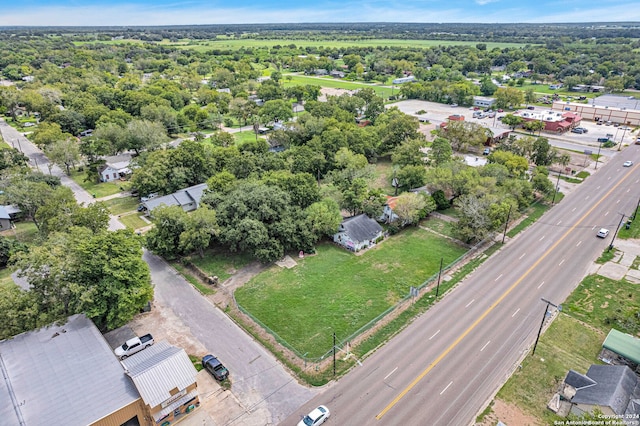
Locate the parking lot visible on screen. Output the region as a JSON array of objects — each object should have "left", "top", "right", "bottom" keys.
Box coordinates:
[{"left": 391, "top": 100, "right": 638, "bottom": 149}]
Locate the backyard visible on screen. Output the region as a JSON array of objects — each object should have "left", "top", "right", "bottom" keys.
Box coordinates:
[{"left": 234, "top": 226, "right": 467, "bottom": 359}]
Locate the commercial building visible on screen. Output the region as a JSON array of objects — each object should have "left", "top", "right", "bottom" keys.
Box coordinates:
[
  {"left": 0, "top": 314, "right": 200, "bottom": 426},
  {"left": 553, "top": 95, "right": 640, "bottom": 126}
]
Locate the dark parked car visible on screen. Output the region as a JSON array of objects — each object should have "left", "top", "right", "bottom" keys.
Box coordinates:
[
  {"left": 571, "top": 128, "right": 585, "bottom": 134},
  {"left": 202, "top": 354, "right": 229, "bottom": 381}
]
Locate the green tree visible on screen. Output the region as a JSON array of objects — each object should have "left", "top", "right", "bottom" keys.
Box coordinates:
[
  {"left": 46, "top": 137, "right": 81, "bottom": 175},
  {"left": 393, "top": 192, "right": 427, "bottom": 226},
  {"left": 501, "top": 114, "right": 524, "bottom": 130},
  {"left": 13, "top": 227, "right": 152, "bottom": 331},
  {"left": 179, "top": 206, "right": 219, "bottom": 258},
  {"left": 494, "top": 87, "right": 524, "bottom": 109},
  {"left": 397, "top": 165, "right": 427, "bottom": 190},
  {"left": 145, "top": 206, "right": 188, "bottom": 259},
  {"left": 523, "top": 119, "right": 545, "bottom": 135},
  {"left": 391, "top": 138, "right": 426, "bottom": 167},
  {"left": 428, "top": 137, "right": 454, "bottom": 166},
  {"left": 125, "top": 119, "right": 169, "bottom": 154},
  {"left": 305, "top": 198, "right": 343, "bottom": 238}
]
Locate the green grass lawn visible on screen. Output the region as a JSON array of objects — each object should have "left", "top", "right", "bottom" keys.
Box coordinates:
[
  {"left": 420, "top": 216, "right": 458, "bottom": 238},
  {"left": 1, "top": 222, "right": 39, "bottom": 243},
  {"left": 283, "top": 74, "right": 393, "bottom": 98},
  {"left": 234, "top": 131, "right": 265, "bottom": 145},
  {"left": 0, "top": 266, "right": 16, "bottom": 287},
  {"left": 496, "top": 314, "right": 603, "bottom": 424},
  {"left": 371, "top": 160, "right": 394, "bottom": 193},
  {"left": 186, "top": 247, "right": 254, "bottom": 283},
  {"left": 69, "top": 170, "right": 128, "bottom": 198},
  {"left": 564, "top": 274, "right": 640, "bottom": 336},
  {"left": 235, "top": 228, "right": 467, "bottom": 358},
  {"left": 103, "top": 197, "right": 140, "bottom": 215},
  {"left": 118, "top": 214, "right": 148, "bottom": 231}
]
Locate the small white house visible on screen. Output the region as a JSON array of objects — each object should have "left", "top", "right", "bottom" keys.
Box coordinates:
[
  {"left": 333, "top": 214, "right": 384, "bottom": 252},
  {"left": 98, "top": 154, "right": 132, "bottom": 182},
  {"left": 380, "top": 196, "right": 400, "bottom": 224}
]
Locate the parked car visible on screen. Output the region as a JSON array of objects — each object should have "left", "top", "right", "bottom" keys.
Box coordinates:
[
  {"left": 497, "top": 109, "right": 504, "bottom": 112},
  {"left": 202, "top": 354, "right": 229, "bottom": 381},
  {"left": 483, "top": 147, "right": 491, "bottom": 155},
  {"left": 114, "top": 334, "right": 154, "bottom": 359},
  {"left": 140, "top": 193, "right": 159, "bottom": 202},
  {"left": 596, "top": 121, "right": 603, "bottom": 125},
  {"left": 571, "top": 128, "right": 585, "bottom": 134},
  {"left": 596, "top": 228, "right": 609, "bottom": 238},
  {"left": 298, "top": 405, "right": 330, "bottom": 426},
  {"left": 527, "top": 106, "right": 535, "bottom": 110},
  {"left": 623, "top": 161, "right": 633, "bottom": 167},
  {"left": 450, "top": 103, "right": 458, "bottom": 107},
  {"left": 574, "top": 127, "right": 588, "bottom": 133},
  {"left": 597, "top": 137, "right": 609, "bottom": 143}
]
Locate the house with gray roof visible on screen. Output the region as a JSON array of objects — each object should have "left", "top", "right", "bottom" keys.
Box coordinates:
[
  {"left": 565, "top": 365, "right": 640, "bottom": 421},
  {"left": 142, "top": 183, "right": 208, "bottom": 215},
  {"left": 333, "top": 214, "right": 384, "bottom": 252},
  {"left": 121, "top": 341, "right": 199, "bottom": 425},
  {"left": 0, "top": 314, "right": 147, "bottom": 426},
  {"left": 98, "top": 153, "right": 133, "bottom": 182}
]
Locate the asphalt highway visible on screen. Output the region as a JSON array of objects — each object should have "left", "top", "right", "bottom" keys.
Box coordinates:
[{"left": 284, "top": 145, "right": 640, "bottom": 425}]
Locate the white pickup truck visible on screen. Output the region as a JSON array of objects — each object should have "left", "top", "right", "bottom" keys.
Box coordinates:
[{"left": 114, "top": 334, "right": 154, "bottom": 359}]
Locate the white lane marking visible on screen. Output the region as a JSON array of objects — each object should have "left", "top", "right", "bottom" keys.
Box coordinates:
[
  {"left": 617, "top": 199, "right": 621, "bottom": 204},
  {"left": 495, "top": 274, "right": 503, "bottom": 282},
  {"left": 576, "top": 241, "right": 582, "bottom": 247},
  {"left": 384, "top": 367, "right": 398, "bottom": 381},
  {"left": 559, "top": 259, "right": 565, "bottom": 266},
  {"left": 557, "top": 221, "right": 562, "bottom": 225},
  {"left": 480, "top": 341, "right": 491, "bottom": 352},
  {"left": 572, "top": 207, "right": 576, "bottom": 212},
  {"left": 538, "top": 281, "right": 545, "bottom": 289},
  {"left": 597, "top": 186, "right": 601, "bottom": 189},
  {"left": 539, "top": 235, "right": 545, "bottom": 241},
  {"left": 519, "top": 253, "right": 526, "bottom": 259},
  {"left": 512, "top": 308, "right": 520, "bottom": 317},
  {"left": 429, "top": 330, "right": 440, "bottom": 340},
  {"left": 440, "top": 381, "right": 453, "bottom": 395},
  {"left": 605, "top": 211, "right": 609, "bottom": 216},
  {"left": 465, "top": 299, "right": 475, "bottom": 308}
]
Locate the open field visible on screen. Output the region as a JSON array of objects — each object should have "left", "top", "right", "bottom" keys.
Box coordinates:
[
  {"left": 102, "top": 196, "right": 139, "bottom": 215},
  {"left": 283, "top": 74, "right": 393, "bottom": 97},
  {"left": 235, "top": 227, "right": 467, "bottom": 358}
]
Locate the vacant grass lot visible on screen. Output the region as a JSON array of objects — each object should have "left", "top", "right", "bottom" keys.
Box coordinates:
[
  {"left": 564, "top": 274, "right": 640, "bottom": 336},
  {"left": 235, "top": 227, "right": 466, "bottom": 358},
  {"left": 187, "top": 248, "right": 254, "bottom": 283}
]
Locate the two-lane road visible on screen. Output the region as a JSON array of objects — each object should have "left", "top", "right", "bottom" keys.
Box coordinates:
[{"left": 285, "top": 145, "right": 640, "bottom": 425}]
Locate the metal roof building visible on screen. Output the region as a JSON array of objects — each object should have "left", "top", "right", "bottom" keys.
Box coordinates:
[
  {"left": 602, "top": 328, "right": 640, "bottom": 365},
  {"left": 0, "top": 314, "right": 144, "bottom": 426},
  {"left": 121, "top": 341, "right": 199, "bottom": 423}
]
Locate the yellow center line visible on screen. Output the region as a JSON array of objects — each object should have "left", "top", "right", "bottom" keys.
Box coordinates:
[{"left": 376, "top": 164, "right": 635, "bottom": 420}]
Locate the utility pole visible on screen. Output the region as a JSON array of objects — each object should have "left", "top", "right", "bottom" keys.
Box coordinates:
[
  {"left": 595, "top": 141, "right": 602, "bottom": 170},
  {"left": 502, "top": 204, "right": 512, "bottom": 244},
  {"left": 435, "top": 257, "right": 443, "bottom": 300},
  {"left": 333, "top": 332, "right": 336, "bottom": 377},
  {"left": 551, "top": 169, "right": 562, "bottom": 205},
  {"left": 633, "top": 196, "right": 640, "bottom": 221},
  {"left": 533, "top": 298, "right": 559, "bottom": 355},
  {"left": 609, "top": 212, "right": 626, "bottom": 251}
]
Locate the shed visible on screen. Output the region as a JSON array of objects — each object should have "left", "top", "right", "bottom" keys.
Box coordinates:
[{"left": 599, "top": 328, "right": 640, "bottom": 366}]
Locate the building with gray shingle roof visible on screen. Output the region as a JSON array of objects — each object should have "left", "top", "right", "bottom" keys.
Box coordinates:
[
  {"left": 333, "top": 214, "right": 384, "bottom": 252},
  {"left": 142, "top": 183, "right": 208, "bottom": 215},
  {"left": 0, "top": 314, "right": 146, "bottom": 426},
  {"left": 569, "top": 365, "right": 640, "bottom": 421}
]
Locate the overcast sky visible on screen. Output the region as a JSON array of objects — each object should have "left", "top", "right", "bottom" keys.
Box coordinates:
[{"left": 2, "top": 0, "right": 639, "bottom": 26}]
